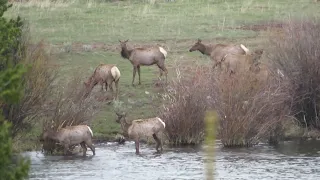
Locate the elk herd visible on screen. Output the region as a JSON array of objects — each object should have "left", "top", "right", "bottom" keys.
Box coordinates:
[{"left": 40, "top": 38, "right": 283, "bottom": 156}]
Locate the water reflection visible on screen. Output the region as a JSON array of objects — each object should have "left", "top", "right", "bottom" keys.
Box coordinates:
[{"left": 25, "top": 140, "right": 320, "bottom": 180}]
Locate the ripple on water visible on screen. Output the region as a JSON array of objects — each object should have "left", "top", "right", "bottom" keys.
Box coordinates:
[{"left": 26, "top": 141, "right": 320, "bottom": 180}]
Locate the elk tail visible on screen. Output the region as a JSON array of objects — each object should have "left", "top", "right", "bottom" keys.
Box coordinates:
[
  {"left": 156, "top": 117, "right": 166, "bottom": 128},
  {"left": 111, "top": 66, "right": 121, "bottom": 81},
  {"left": 240, "top": 44, "right": 250, "bottom": 55},
  {"left": 87, "top": 125, "right": 93, "bottom": 137},
  {"left": 159, "top": 47, "right": 167, "bottom": 58}
]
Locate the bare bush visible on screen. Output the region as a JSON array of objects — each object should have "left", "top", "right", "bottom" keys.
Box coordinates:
[
  {"left": 1, "top": 38, "right": 57, "bottom": 137},
  {"left": 41, "top": 75, "right": 104, "bottom": 154},
  {"left": 269, "top": 18, "right": 320, "bottom": 129},
  {"left": 159, "top": 63, "right": 212, "bottom": 145},
  {"left": 211, "top": 67, "right": 291, "bottom": 147}
]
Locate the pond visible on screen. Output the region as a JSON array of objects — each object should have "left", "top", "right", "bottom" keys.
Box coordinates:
[{"left": 25, "top": 140, "right": 320, "bottom": 180}]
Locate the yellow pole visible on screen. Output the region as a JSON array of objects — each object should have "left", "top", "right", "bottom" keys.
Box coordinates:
[{"left": 204, "top": 110, "right": 218, "bottom": 180}]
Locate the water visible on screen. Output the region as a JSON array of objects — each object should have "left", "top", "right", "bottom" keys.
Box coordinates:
[{"left": 25, "top": 140, "right": 320, "bottom": 180}]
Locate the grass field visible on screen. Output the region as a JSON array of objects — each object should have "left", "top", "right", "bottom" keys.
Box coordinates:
[{"left": 5, "top": 0, "right": 320, "bottom": 149}]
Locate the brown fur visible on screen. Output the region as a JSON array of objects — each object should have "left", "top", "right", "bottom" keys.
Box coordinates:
[
  {"left": 40, "top": 125, "right": 95, "bottom": 156},
  {"left": 84, "top": 64, "right": 120, "bottom": 99},
  {"left": 115, "top": 112, "right": 166, "bottom": 154},
  {"left": 119, "top": 39, "right": 168, "bottom": 86},
  {"left": 221, "top": 49, "right": 265, "bottom": 75},
  {"left": 221, "top": 49, "right": 281, "bottom": 83},
  {"left": 189, "top": 39, "right": 248, "bottom": 69}
]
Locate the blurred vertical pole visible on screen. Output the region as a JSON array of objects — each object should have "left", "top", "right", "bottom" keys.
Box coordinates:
[{"left": 204, "top": 110, "right": 218, "bottom": 180}]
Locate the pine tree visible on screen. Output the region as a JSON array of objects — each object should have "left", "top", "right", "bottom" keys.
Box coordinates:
[{"left": 0, "top": 0, "right": 30, "bottom": 179}]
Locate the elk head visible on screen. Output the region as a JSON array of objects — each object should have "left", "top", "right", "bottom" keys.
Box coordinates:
[
  {"left": 119, "top": 39, "right": 129, "bottom": 49},
  {"left": 115, "top": 111, "right": 127, "bottom": 123},
  {"left": 115, "top": 111, "right": 131, "bottom": 137},
  {"left": 39, "top": 127, "right": 54, "bottom": 142},
  {"left": 189, "top": 38, "right": 203, "bottom": 52}
]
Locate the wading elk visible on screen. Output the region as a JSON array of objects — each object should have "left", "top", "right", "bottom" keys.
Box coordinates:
[
  {"left": 84, "top": 64, "right": 121, "bottom": 99},
  {"left": 115, "top": 112, "right": 166, "bottom": 154},
  {"left": 189, "top": 39, "right": 249, "bottom": 69},
  {"left": 119, "top": 39, "right": 168, "bottom": 86},
  {"left": 40, "top": 125, "right": 95, "bottom": 156}
]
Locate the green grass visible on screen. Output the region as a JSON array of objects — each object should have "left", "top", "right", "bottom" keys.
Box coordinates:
[
  {"left": 7, "top": 0, "right": 320, "bottom": 44},
  {"left": 5, "top": 0, "right": 320, "bottom": 150}
]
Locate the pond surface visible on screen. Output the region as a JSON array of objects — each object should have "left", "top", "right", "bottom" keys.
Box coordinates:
[{"left": 25, "top": 140, "right": 320, "bottom": 180}]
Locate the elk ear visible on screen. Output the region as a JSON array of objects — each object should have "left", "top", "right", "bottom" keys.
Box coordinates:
[
  {"left": 125, "top": 39, "right": 129, "bottom": 43},
  {"left": 197, "top": 38, "right": 202, "bottom": 43},
  {"left": 119, "top": 40, "right": 122, "bottom": 43}
]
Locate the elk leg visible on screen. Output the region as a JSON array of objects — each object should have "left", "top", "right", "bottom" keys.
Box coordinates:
[
  {"left": 85, "top": 140, "right": 95, "bottom": 156},
  {"left": 132, "top": 66, "right": 137, "bottom": 86},
  {"left": 80, "top": 142, "right": 87, "bottom": 156},
  {"left": 137, "top": 65, "right": 141, "bottom": 85},
  {"left": 63, "top": 144, "right": 69, "bottom": 156},
  {"left": 135, "top": 138, "right": 140, "bottom": 154},
  {"left": 152, "top": 134, "right": 162, "bottom": 152},
  {"left": 158, "top": 69, "right": 163, "bottom": 80},
  {"left": 115, "top": 79, "right": 119, "bottom": 100},
  {"left": 157, "top": 63, "right": 168, "bottom": 84},
  {"left": 108, "top": 81, "right": 114, "bottom": 93},
  {"left": 104, "top": 82, "right": 108, "bottom": 92}
]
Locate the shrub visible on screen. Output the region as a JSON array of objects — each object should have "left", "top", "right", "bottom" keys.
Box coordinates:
[
  {"left": 159, "top": 63, "right": 211, "bottom": 145},
  {"left": 269, "top": 18, "right": 320, "bottom": 129},
  {"left": 211, "top": 65, "right": 291, "bottom": 147},
  {"left": 1, "top": 38, "right": 57, "bottom": 137}
]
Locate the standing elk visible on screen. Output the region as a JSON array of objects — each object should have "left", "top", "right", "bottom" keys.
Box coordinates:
[
  {"left": 84, "top": 64, "right": 121, "bottom": 99},
  {"left": 189, "top": 38, "right": 249, "bottom": 69},
  {"left": 40, "top": 125, "right": 95, "bottom": 156},
  {"left": 115, "top": 112, "right": 166, "bottom": 154},
  {"left": 119, "top": 39, "right": 168, "bottom": 86},
  {"left": 221, "top": 49, "right": 284, "bottom": 81},
  {"left": 220, "top": 49, "right": 265, "bottom": 75}
]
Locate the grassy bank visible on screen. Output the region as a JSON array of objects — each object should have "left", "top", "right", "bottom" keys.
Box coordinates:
[{"left": 6, "top": 0, "right": 320, "bottom": 151}]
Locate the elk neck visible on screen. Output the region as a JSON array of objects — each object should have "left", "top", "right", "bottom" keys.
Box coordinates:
[
  {"left": 199, "top": 43, "right": 212, "bottom": 56},
  {"left": 120, "top": 117, "right": 132, "bottom": 134},
  {"left": 120, "top": 45, "right": 133, "bottom": 59},
  {"left": 47, "top": 130, "right": 61, "bottom": 142}
]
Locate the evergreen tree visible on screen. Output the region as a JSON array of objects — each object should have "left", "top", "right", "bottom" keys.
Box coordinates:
[{"left": 0, "top": 0, "right": 30, "bottom": 179}]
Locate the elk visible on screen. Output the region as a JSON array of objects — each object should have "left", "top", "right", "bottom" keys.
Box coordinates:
[
  {"left": 84, "top": 64, "right": 121, "bottom": 99},
  {"left": 222, "top": 49, "right": 284, "bottom": 81},
  {"left": 189, "top": 38, "right": 249, "bottom": 69},
  {"left": 115, "top": 112, "right": 166, "bottom": 154},
  {"left": 119, "top": 39, "right": 168, "bottom": 86},
  {"left": 40, "top": 125, "right": 95, "bottom": 156},
  {"left": 220, "top": 49, "right": 265, "bottom": 75}
]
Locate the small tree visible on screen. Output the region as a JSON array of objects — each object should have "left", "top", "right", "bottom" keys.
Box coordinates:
[
  {"left": 0, "top": 1, "right": 30, "bottom": 178},
  {"left": 0, "top": 65, "right": 30, "bottom": 180}
]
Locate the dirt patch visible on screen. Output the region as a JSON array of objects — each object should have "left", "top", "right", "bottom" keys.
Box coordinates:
[
  {"left": 237, "top": 22, "right": 286, "bottom": 32},
  {"left": 212, "top": 21, "right": 286, "bottom": 32}
]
